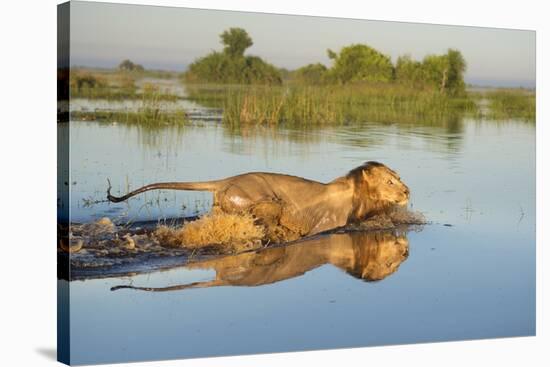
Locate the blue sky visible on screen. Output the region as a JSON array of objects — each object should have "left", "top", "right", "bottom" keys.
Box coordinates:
[{"left": 70, "top": 1, "right": 536, "bottom": 87}]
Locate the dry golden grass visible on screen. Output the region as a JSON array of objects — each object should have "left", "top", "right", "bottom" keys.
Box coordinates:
[
  {"left": 154, "top": 212, "right": 265, "bottom": 252},
  {"left": 152, "top": 207, "right": 425, "bottom": 254}
]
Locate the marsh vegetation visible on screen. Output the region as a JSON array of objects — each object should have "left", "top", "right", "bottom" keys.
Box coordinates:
[
  {"left": 183, "top": 27, "right": 282, "bottom": 85},
  {"left": 70, "top": 67, "right": 180, "bottom": 100},
  {"left": 185, "top": 83, "right": 479, "bottom": 126},
  {"left": 483, "top": 89, "right": 536, "bottom": 121},
  {"left": 69, "top": 28, "right": 534, "bottom": 127}
]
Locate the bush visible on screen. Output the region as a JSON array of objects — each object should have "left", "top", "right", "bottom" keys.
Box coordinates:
[
  {"left": 184, "top": 28, "right": 282, "bottom": 85},
  {"left": 293, "top": 63, "right": 329, "bottom": 84},
  {"left": 327, "top": 44, "right": 394, "bottom": 84},
  {"left": 118, "top": 59, "right": 145, "bottom": 72},
  {"left": 69, "top": 70, "right": 137, "bottom": 99},
  {"left": 70, "top": 72, "right": 107, "bottom": 93},
  {"left": 395, "top": 49, "right": 466, "bottom": 96},
  {"left": 395, "top": 55, "right": 425, "bottom": 88}
]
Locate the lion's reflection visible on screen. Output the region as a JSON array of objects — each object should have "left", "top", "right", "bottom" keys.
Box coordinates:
[{"left": 111, "top": 231, "right": 409, "bottom": 292}]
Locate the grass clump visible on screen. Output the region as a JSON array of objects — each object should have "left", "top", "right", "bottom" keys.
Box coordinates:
[
  {"left": 485, "top": 89, "right": 535, "bottom": 121},
  {"left": 199, "top": 84, "right": 479, "bottom": 126},
  {"left": 71, "top": 70, "right": 137, "bottom": 99},
  {"left": 154, "top": 212, "right": 265, "bottom": 252},
  {"left": 71, "top": 110, "right": 189, "bottom": 126}
]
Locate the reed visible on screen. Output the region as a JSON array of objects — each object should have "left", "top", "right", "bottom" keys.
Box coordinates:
[
  {"left": 484, "top": 89, "right": 535, "bottom": 121},
  {"left": 202, "top": 83, "right": 480, "bottom": 126}
]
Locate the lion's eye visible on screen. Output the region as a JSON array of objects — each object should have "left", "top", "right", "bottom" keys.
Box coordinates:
[{"left": 387, "top": 180, "right": 393, "bottom": 185}]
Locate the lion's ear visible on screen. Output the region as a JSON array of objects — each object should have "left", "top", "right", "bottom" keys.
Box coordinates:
[{"left": 361, "top": 169, "right": 370, "bottom": 181}]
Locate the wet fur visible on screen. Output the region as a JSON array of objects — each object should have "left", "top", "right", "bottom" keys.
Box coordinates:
[{"left": 107, "top": 161, "right": 410, "bottom": 240}]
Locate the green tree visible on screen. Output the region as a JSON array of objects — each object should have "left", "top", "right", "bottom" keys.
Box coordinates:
[
  {"left": 242, "top": 56, "right": 282, "bottom": 84},
  {"left": 328, "top": 44, "right": 394, "bottom": 84},
  {"left": 184, "top": 29, "right": 281, "bottom": 85},
  {"left": 421, "top": 49, "right": 466, "bottom": 95},
  {"left": 277, "top": 67, "right": 292, "bottom": 81},
  {"left": 395, "top": 54, "right": 424, "bottom": 87},
  {"left": 185, "top": 52, "right": 282, "bottom": 84},
  {"left": 294, "top": 63, "right": 328, "bottom": 84},
  {"left": 118, "top": 59, "right": 144, "bottom": 72},
  {"left": 421, "top": 54, "right": 449, "bottom": 93},
  {"left": 327, "top": 49, "right": 338, "bottom": 60},
  {"left": 445, "top": 49, "right": 466, "bottom": 96},
  {"left": 220, "top": 28, "right": 253, "bottom": 58}
]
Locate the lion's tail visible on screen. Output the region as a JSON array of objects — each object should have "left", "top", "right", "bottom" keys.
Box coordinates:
[{"left": 107, "top": 180, "right": 223, "bottom": 203}]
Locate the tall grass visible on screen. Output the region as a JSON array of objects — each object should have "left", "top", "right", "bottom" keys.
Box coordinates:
[
  {"left": 209, "top": 84, "right": 480, "bottom": 126},
  {"left": 186, "top": 83, "right": 536, "bottom": 126},
  {"left": 484, "top": 89, "right": 535, "bottom": 121}
]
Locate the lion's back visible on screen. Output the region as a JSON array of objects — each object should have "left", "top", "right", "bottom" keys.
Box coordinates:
[{"left": 244, "top": 172, "right": 326, "bottom": 200}]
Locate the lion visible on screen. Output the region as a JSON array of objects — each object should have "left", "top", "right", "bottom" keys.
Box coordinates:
[
  {"left": 107, "top": 161, "right": 410, "bottom": 240},
  {"left": 111, "top": 231, "right": 409, "bottom": 292}
]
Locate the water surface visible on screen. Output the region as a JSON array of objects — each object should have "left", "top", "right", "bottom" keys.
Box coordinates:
[{"left": 64, "top": 112, "right": 535, "bottom": 364}]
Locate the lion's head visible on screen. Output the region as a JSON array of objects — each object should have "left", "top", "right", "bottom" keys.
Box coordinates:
[{"left": 347, "top": 161, "right": 410, "bottom": 217}]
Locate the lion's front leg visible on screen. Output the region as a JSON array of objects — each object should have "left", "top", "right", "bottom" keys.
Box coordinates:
[
  {"left": 249, "top": 201, "right": 282, "bottom": 225},
  {"left": 248, "top": 201, "right": 299, "bottom": 244}
]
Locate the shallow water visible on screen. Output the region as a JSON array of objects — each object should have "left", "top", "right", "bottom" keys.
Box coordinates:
[{"left": 62, "top": 108, "right": 535, "bottom": 364}]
